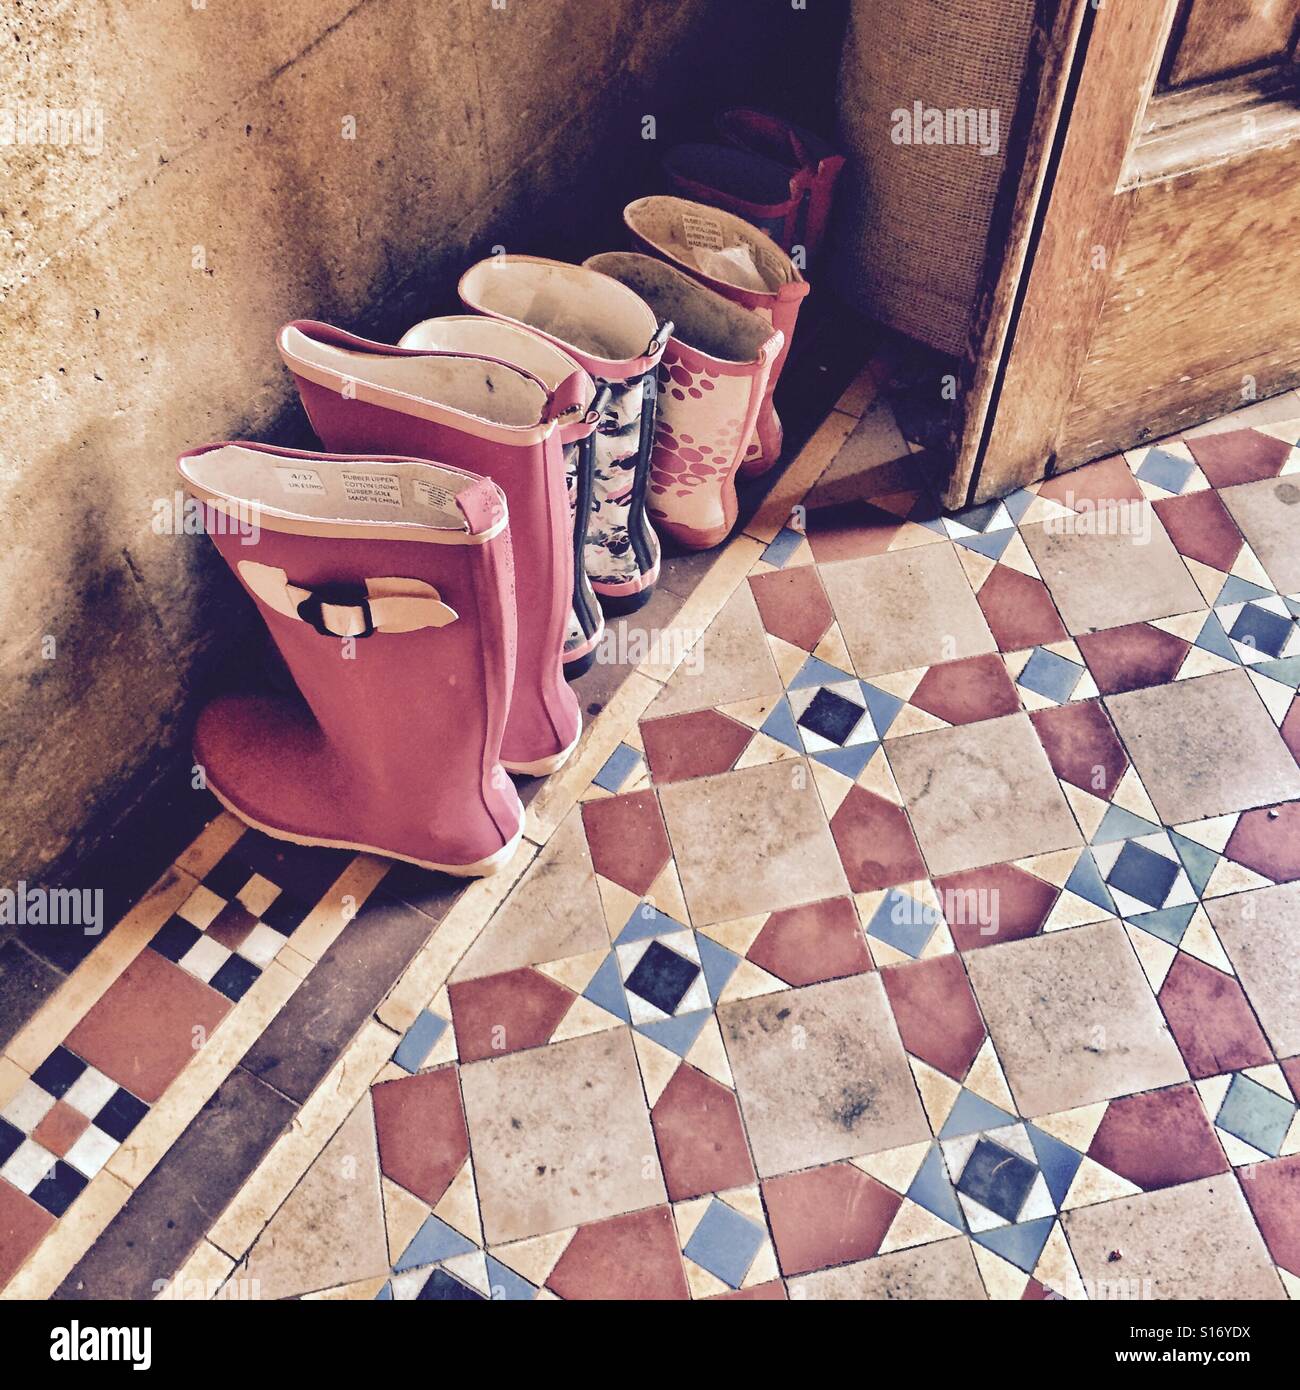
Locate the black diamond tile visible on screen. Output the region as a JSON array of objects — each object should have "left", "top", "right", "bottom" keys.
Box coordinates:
[
  {"left": 1108, "top": 841, "right": 1179, "bottom": 909},
  {"left": 624, "top": 940, "right": 699, "bottom": 1015},
  {"left": 93, "top": 1088, "right": 149, "bottom": 1144},
  {"left": 797, "top": 687, "right": 864, "bottom": 745},
  {"left": 417, "top": 1268, "right": 485, "bottom": 1301},
  {"left": 29, "top": 1046, "right": 87, "bottom": 1101},
  {"left": 956, "top": 1138, "right": 1038, "bottom": 1223},
  {"left": 209, "top": 954, "right": 261, "bottom": 1003},
  {"left": 260, "top": 891, "right": 312, "bottom": 935},
  {"left": 149, "top": 915, "right": 203, "bottom": 964},
  {"left": 0, "top": 1116, "right": 24, "bottom": 1166},
  {"left": 1229, "top": 604, "right": 1292, "bottom": 659},
  {"left": 202, "top": 847, "right": 255, "bottom": 901},
  {"left": 29, "top": 1159, "right": 89, "bottom": 1218}
]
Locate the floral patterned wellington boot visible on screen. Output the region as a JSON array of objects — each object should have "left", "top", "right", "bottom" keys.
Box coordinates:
[
  {"left": 585, "top": 252, "right": 782, "bottom": 550},
  {"left": 398, "top": 315, "right": 607, "bottom": 679},
  {"left": 624, "top": 196, "right": 809, "bottom": 479},
  {"left": 459, "top": 256, "right": 671, "bottom": 615}
]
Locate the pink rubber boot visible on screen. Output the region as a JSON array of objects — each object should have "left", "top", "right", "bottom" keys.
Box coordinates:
[
  {"left": 624, "top": 196, "right": 809, "bottom": 478},
  {"left": 584, "top": 252, "right": 782, "bottom": 550},
  {"left": 178, "top": 442, "right": 523, "bottom": 877},
  {"left": 399, "top": 314, "right": 605, "bottom": 679},
  {"left": 458, "top": 255, "right": 670, "bottom": 614},
  {"left": 277, "top": 320, "right": 581, "bottom": 776}
]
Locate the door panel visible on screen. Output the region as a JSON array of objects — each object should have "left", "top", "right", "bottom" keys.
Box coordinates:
[{"left": 1164, "top": 0, "right": 1299, "bottom": 87}]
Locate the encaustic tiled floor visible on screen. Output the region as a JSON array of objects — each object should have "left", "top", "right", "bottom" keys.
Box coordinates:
[{"left": 3, "top": 362, "right": 1300, "bottom": 1301}]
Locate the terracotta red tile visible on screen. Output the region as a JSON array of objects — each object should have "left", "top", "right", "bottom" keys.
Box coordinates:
[
  {"left": 1158, "top": 953, "right": 1272, "bottom": 1079},
  {"left": 974, "top": 565, "right": 1068, "bottom": 652},
  {"left": 1239, "top": 1153, "right": 1300, "bottom": 1276},
  {"left": 804, "top": 499, "right": 907, "bottom": 564},
  {"left": 1087, "top": 1084, "right": 1228, "bottom": 1190},
  {"left": 372, "top": 1067, "right": 468, "bottom": 1208},
  {"left": 31, "top": 1100, "right": 90, "bottom": 1159},
  {"left": 748, "top": 566, "right": 833, "bottom": 652},
  {"left": 1030, "top": 699, "right": 1128, "bottom": 798},
  {"left": 881, "top": 955, "right": 986, "bottom": 1080},
  {"left": 1152, "top": 490, "right": 1244, "bottom": 571},
  {"left": 935, "top": 863, "right": 1058, "bottom": 951},
  {"left": 64, "top": 948, "right": 230, "bottom": 1103},
  {"left": 1038, "top": 455, "right": 1144, "bottom": 511},
  {"left": 1022, "top": 1277, "right": 1062, "bottom": 1300},
  {"left": 1281, "top": 699, "right": 1300, "bottom": 764},
  {"left": 1283, "top": 1055, "right": 1300, "bottom": 1103},
  {"left": 710, "top": 1279, "right": 787, "bottom": 1300},
  {"left": 908, "top": 653, "right": 1022, "bottom": 726},
  {"left": 0, "top": 1180, "right": 56, "bottom": 1287},
  {"left": 763, "top": 1163, "right": 900, "bottom": 1275},
  {"left": 746, "top": 896, "right": 872, "bottom": 986},
  {"left": 1185, "top": 428, "right": 1291, "bottom": 488},
  {"left": 1224, "top": 802, "right": 1300, "bottom": 882},
  {"left": 640, "top": 709, "right": 754, "bottom": 785},
  {"left": 580, "top": 789, "right": 672, "bottom": 896},
  {"left": 205, "top": 901, "right": 258, "bottom": 951},
  {"left": 650, "top": 1062, "right": 755, "bottom": 1201},
  {"left": 448, "top": 968, "right": 573, "bottom": 1063},
  {"left": 546, "top": 1206, "right": 689, "bottom": 1300},
  {"left": 830, "top": 786, "right": 927, "bottom": 893},
  {"left": 1076, "top": 623, "right": 1190, "bottom": 695}
]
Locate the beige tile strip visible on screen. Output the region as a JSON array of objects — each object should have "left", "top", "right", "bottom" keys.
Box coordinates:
[
  {"left": 157, "top": 1239, "right": 237, "bottom": 1301},
  {"left": 208, "top": 1019, "right": 398, "bottom": 1262},
  {"left": 288, "top": 854, "right": 392, "bottom": 962},
  {"left": 746, "top": 408, "right": 859, "bottom": 543},
  {"left": 834, "top": 364, "right": 880, "bottom": 419}
]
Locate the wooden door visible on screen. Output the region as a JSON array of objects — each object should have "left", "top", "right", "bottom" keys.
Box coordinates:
[{"left": 945, "top": 0, "right": 1300, "bottom": 508}]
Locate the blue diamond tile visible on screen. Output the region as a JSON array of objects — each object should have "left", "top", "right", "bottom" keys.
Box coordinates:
[
  {"left": 938, "top": 1089, "right": 1018, "bottom": 1140},
  {"left": 1193, "top": 612, "right": 1241, "bottom": 664},
  {"left": 593, "top": 742, "right": 643, "bottom": 793},
  {"left": 811, "top": 742, "right": 879, "bottom": 779},
  {"left": 395, "top": 1214, "right": 476, "bottom": 1272},
  {"left": 582, "top": 951, "right": 631, "bottom": 1023},
  {"left": 789, "top": 655, "right": 855, "bottom": 691},
  {"left": 865, "top": 887, "right": 939, "bottom": 959},
  {"left": 1216, "top": 575, "right": 1273, "bottom": 606},
  {"left": 393, "top": 1009, "right": 448, "bottom": 1073},
  {"left": 635, "top": 1009, "right": 712, "bottom": 1058},
  {"left": 1026, "top": 1125, "right": 1084, "bottom": 1209},
  {"left": 906, "top": 1142, "right": 965, "bottom": 1228},
  {"left": 1018, "top": 647, "right": 1083, "bottom": 704},
  {"left": 1170, "top": 831, "right": 1220, "bottom": 897},
  {"left": 860, "top": 681, "right": 904, "bottom": 736},
  {"left": 1092, "top": 803, "right": 1161, "bottom": 845},
  {"left": 1135, "top": 448, "right": 1193, "bottom": 494},
  {"left": 972, "top": 1215, "right": 1055, "bottom": 1274},
  {"left": 1107, "top": 841, "right": 1180, "bottom": 909},
  {"left": 615, "top": 903, "right": 688, "bottom": 946},
  {"left": 1064, "top": 849, "right": 1116, "bottom": 914},
  {"left": 682, "top": 1199, "right": 766, "bottom": 1289},
  {"left": 1215, "top": 1074, "right": 1294, "bottom": 1157},
  {"left": 759, "top": 697, "right": 803, "bottom": 752},
  {"left": 760, "top": 527, "right": 805, "bottom": 568},
  {"left": 484, "top": 1255, "right": 537, "bottom": 1301},
  {"left": 1127, "top": 902, "right": 1197, "bottom": 946},
  {"left": 696, "top": 933, "right": 741, "bottom": 1005}
]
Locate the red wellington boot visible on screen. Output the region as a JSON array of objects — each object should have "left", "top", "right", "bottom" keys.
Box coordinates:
[
  {"left": 624, "top": 195, "right": 809, "bottom": 478},
  {"left": 277, "top": 321, "right": 581, "bottom": 776},
  {"left": 179, "top": 442, "right": 523, "bottom": 877},
  {"left": 398, "top": 314, "right": 606, "bottom": 680}
]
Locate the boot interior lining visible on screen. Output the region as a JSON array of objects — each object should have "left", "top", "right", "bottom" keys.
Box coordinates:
[
  {"left": 399, "top": 316, "right": 578, "bottom": 393},
  {"left": 584, "top": 253, "right": 774, "bottom": 363},
  {"left": 626, "top": 196, "right": 793, "bottom": 294},
  {"left": 282, "top": 327, "right": 547, "bottom": 426},
  {"left": 182, "top": 444, "right": 487, "bottom": 531},
  {"left": 460, "top": 260, "right": 657, "bottom": 363}
]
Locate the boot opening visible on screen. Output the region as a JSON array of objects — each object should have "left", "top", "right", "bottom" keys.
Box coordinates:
[
  {"left": 180, "top": 443, "right": 496, "bottom": 533},
  {"left": 584, "top": 253, "right": 776, "bottom": 364},
  {"left": 399, "top": 315, "right": 580, "bottom": 395},
  {"left": 460, "top": 258, "right": 657, "bottom": 366},
  {"left": 625, "top": 195, "right": 796, "bottom": 294},
  {"left": 281, "top": 326, "right": 548, "bottom": 427}
]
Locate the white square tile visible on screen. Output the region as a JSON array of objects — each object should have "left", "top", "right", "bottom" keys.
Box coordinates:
[
  {"left": 1, "top": 1138, "right": 57, "bottom": 1194},
  {"left": 61, "top": 1065, "right": 119, "bottom": 1121},
  {"left": 63, "top": 1124, "right": 119, "bottom": 1179},
  {"left": 1, "top": 1080, "right": 57, "bottom": 1133},
  {"left": 176, "top": 884, "right": 225, "bottom": 929},
  {"left": 178, "top": 934, "right": 231, "bottom": 983},
  {"left": 236, "top": 873, "right": 281, "bottom": 917},
  {"left": 235, "top": 923, "right": 287, "bottom": 970}
]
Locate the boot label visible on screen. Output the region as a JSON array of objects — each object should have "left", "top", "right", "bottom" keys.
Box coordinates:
[
  {"left": 275, "top": 466, "right": 327, "bottom": 496},
  {"left": 680, "top": 210, "right": 725, "bottom": 252},
  {"left": 340, "top": 469, "right": 403, "bottom": 507},
  {"left": 412, "top": 476, "right": 459, "bottom": 513}
]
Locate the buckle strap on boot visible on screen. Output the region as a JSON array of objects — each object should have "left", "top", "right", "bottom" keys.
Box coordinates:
[{"left": 237, "top": 562, "right": 458, "bottom": 637}]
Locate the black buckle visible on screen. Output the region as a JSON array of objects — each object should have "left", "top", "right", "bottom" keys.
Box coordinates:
[{"left": 296, "top": 581, "right": 375, "bottom": 638}]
